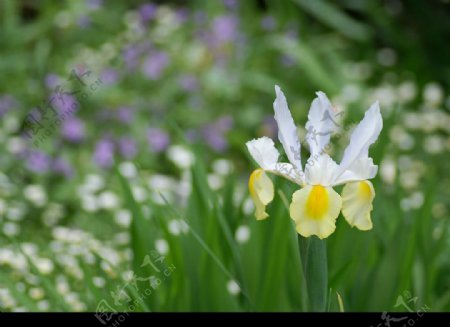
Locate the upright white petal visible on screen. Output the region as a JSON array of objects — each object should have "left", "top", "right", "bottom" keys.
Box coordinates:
[
  {"left": 246, "top": 137, "right": 279, "bottom": 170},
  {"left": 304, "top": 154, "right": 339, "bottom": 186},
  {"left": 273, "top": 85, "right": 302, "bottom": 172},
  {"left": 335, "top": 101, "right": 383, "bottom": 180},
  {"left": 305, "top": 92, "right": 334, "bottom": 156}
]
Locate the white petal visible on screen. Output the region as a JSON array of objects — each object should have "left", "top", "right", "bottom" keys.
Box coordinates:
[
  {"left": 335, "top": 101, "right": 383, "bottom": 179},
  {"left": 304, "top": 154, "right": 339, "bottom": 186},
  {"left": 273, "top": 86, "right": 302, "bottom": 172},
  {"left": 272, "top": 162, "right": 304, "bottom": 185},
  {"left": 246, "top": 137, "right": 279, "bottom": 170},
  {"left": 305, "top": 91, "right": 334, "bottom": 156},
  {"left": 333, "top": 157, "right": 378, "bottom": 185}
]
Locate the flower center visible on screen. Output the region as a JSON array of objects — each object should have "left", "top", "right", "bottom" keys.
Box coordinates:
[{"left": 305, "top": 185, "right": 329, "bottom": 220}]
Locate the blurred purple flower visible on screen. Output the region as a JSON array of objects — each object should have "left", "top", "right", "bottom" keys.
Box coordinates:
[
  {"left": 93, "top": 138, "right": 115, "bottom": 168},
  {"left": 123, "top": 45, "right": 141, "bottom": 71},
  {"left": 179, "top": 75, "right": 198, "bottom": 92},
  {"left": 280, "top": 54, "right": 296, "bottom": 67},
  {"left": 26, "top": 151, "right": 51, "bottom": 173},
  {"left": 118, "top": 137, "right": 138, "bottom": 159},
  {"left": 117, "top": 106, "right": 134, "bottom": 124},
  {"left": 61, "top": 117, "right": 85, "bottom": 143},
  {"left": 202, "top": 116, "right": 233, "bottom": 152},
  {"left": 100, "top": 69, "right": 119, "bottom": 85},
  {"left": 52, "top": 157, "right": 74, "bottom": 178},
  {"left": 175, "top": 8, "right": 189, "bottom": 24},
  {"left": 143, "top": 51, "right": 169, "bottom": 80},
  {"left": 147, "top": 128, "right": 170, "bottom": 153},
  {"left": 213, "top": 15, "right": 238, "bottom": 44},
  {"left": 139, "top": 3, "right": 157, "bottom": 22},
  {"left": 261, "top": 15, "right": 276, "bottom": 31},
  {"left": 185, "top": 129, "right": 199, "bottom": 143},
  {"left": 77, "top": 15, "right": 91, "bottom": 28},
  {"left": 87, "top": 0, "right": 103, "bottom": 10},
  {"left": 263, "top": 115, "right": 278, "bottom": 138},
  {"left": 223, "top": 0, "right": 239, "bottom": 10},
  {"left": 193, "top": 10, "right": 207, "bottom": 24},
  {"left": 216, "top": 115, "right": 234, "bottom": 132},
  {"left": 285, "top": 25, "right": 299, "bottom": 40},
  {"left": 203, "top": 126, "right": 228, "bottom": 152},
  {"left": 44, "top": 74, "right": 60, "bottom": 89},
  {"left": 50, "top": 93, "right": 79, "bottom": 116},
  {"left": 0, "top": 95, "right": 17, "bottom": 118}
]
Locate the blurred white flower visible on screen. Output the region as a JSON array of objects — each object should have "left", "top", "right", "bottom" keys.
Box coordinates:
[
  {"left": 242, "top": 198, "right": 254, "bottom": 216},
  {"left": 377, "top": 48, "right": 397, "bottom": 66},
  {"left": 7, "top": 136, "right": 26, "bottom": 154},
  {"left": 403, "top": 112, "right": 422, "bottom": 130},
  {"left": 81, "top": 194, "right": 99, "bottom": 212},
  {"left": 42, "top": 203, "right": 65, "bottom": 227},
  {"left": 37, "top": 300, "right": 50, "bottom": 311},
  {"left": 97, "top": 191, "right": 120, "bottom": 210},
  {"left": 341, "top": 84, "right": 361, "bottom": 103},
  {"left": 168, "top": 219, "right": 181, "bottom": 236},
  {"left": 29, "top": 287, "right": 45, "bottom": 300},
  {"left": 56, "top": 275, "right": 70, "bottom": 295},
  {"left": 113, "top": 232, "right": 130, "bottom": 245},
  {"left": 119, "top": 161, "right": 138, "bottom": 179},
  {"left": 155, "top": 239, "right": 169, "bottom": 255},
  {"left": 226, "top": 279, "right": 241, "bottom": 295},
  {"left": 115, "top": 209, "right": 132, "bottom": 227},
  {"left": 3, "top": 222, "right": 20, "bottom": 236},
  {"left": 410, "top": 191, "right": 424, "bottom": 209},
  {"left": 84, "top": 174, "right": 105, "bottom": 193},
  {"left": 168, "top": 219, "right": 189, "bottom": 236},
  {"left": 132, "top": 185, "right": 147, "bottom": 203},
  {"left": 207, "top": 174, "right": 223, "bottom": 190},
  {"left": 7, "top": 205, "right": 26, "bottom": 221},
  {"left": 235, "top": 225, "right": 251, "bottom": 244},
  {"left": 380, "top": 158, "right": 396, "bottom": 184},
  {"left": 93, "top": 276, "right": 106, "bottom": 288},
  {"left": 423, "top": 82, "right": 444, "bottom": 106},
  {"left": 212, "top": 159, "right": 234, "bottom": 175},
  {"left": 24, "top": 184, "right": 47, "bottom": 207},
  {"left": 423, "top": 135, "right": 445, "bottom": 154},
  {"left": 35, "top": 258, "right": 54, "bottom": 275},
  {"left": 3, "top": 115, "right": 20, "bottom": 132},
  {"left": 398, "top": 81, "right": 417, "bottom": 103},
  {"left": 167, "top": 145, "right": 195, "bottom": 169}
]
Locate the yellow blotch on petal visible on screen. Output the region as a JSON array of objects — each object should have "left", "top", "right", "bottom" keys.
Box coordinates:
[
  {"left": 249, "top": 169, "right": 274, "bottom": 220},
  {"left": 290, "top": 185, "right": 342, "bottom": 239},
  {"left": 341, "top": 180, "right": 375, "bottom": 231},
  {"left": 305, "top": 185, "right": 329, "bottom": 220}
]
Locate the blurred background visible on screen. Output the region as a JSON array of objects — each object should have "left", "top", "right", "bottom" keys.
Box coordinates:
[{"left": 0, "top": 0, "right": 449, "bottom": 312}]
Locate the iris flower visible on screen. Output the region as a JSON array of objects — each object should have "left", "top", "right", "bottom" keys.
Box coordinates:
[{"left": 247, "top": 86, "right": 383, "bottom": 239}]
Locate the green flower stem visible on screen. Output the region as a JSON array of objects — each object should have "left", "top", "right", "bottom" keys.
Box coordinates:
[{"left": 298, "top": 235, "right": 328, "bottom": 312}]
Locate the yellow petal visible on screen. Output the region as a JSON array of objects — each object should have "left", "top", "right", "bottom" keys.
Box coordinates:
[
  {"left": 249, "top": 169, "right": 274, "bottom": 220},
  {"left": 341, "top": 180, "right": 375, "bottom": 231},
  {"left": 290, "top": 185, "right": 342, "bottom": 239}
]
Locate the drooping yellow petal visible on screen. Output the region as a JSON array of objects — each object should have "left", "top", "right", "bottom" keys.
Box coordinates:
[
  {"left": 341, "top": 180, "right": 375, "bottom": 231},
  {"left": 249, "top": 169, "right": 274, "bottom": 220},
  {"left": 290, "top": 185, "right": 342, "bottom": 239}
]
